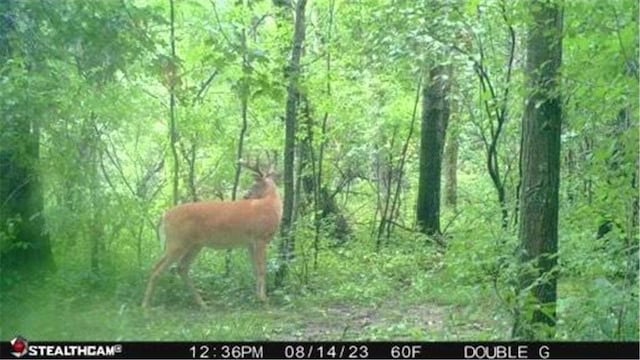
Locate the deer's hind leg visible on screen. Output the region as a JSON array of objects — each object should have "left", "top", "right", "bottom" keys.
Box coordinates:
[
  {"left": 143, "top": 250, "right": 181, "bottom": 308},
  {"left": 177, "top": 246, "right": 206, "bottom": 308}
]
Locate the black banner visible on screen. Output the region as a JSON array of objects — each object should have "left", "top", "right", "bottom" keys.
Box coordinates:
[{"left": 1, "top": 341, "right": 638, "bottom": 359}]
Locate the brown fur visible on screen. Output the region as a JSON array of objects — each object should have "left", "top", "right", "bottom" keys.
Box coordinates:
[{"left": 142, "top": 173, "right": 282, "bottom": 308}]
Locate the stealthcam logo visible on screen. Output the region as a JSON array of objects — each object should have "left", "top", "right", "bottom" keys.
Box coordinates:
[
  {"left": 6, "top": 337, "right": 124, "bottom": 358},
  {"left": 10, "top": 336, "right": 28, "bottom": 358}
]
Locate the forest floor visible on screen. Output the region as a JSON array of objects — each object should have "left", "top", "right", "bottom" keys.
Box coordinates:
[
  {"left": 269, "top": 299, "right": 493, "bottom": 340},
  {"left": 2, "top": 202, "right": 636, "bottom": 340},
  {"left": 0, "top": 240, "right": 520, "bottom": 340},
  {"left": 2, "top": 271, "right": 634, "bottom": 341},
  {"left": 286, "top": 300, "right": 448, "bottom": 340},
  {"left": 0, "top": 263, "right": 511, "bottom": 341},
  {"left": 1, "top": 244, "right": 633, "bottom": 341}
]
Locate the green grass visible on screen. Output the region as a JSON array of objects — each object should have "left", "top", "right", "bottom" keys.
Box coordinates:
[
  {"left": 0, "top": 240, "right": 502, "bottom": 341},
  {"left": 0, "top": 232, "right": 636, "bottom": 341}
]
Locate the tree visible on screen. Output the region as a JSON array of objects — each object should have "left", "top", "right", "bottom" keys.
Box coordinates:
[
  {"left": 416, "top": 64, "right": 451, "bottom": 241},
  {"left": 513, "top": 0, "right": 563, "bottom": 339},
  {"left": 444, "top": 126, "right": 459, "bottom": 211},
  {"left": 0, "top": 0, "right": 55, "bottom": 277},
  {"left": 277, "top": 0, "right": 307, "bottom": 285},
  {"left": 168, "top": 0, "right": 179, "bottom": 206},
  {"left": 444, "top": 81, "right": 460, "bottom": 212}
]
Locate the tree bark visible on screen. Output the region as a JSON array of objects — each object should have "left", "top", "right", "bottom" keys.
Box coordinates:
[
  {"left": 444, "top": 125, "right": 459, "bottom": 211},
  {"left": 416, "top": 65, "right": 451, "bottom": 240},
  {"left": 232, "top": 2, "right": 251, "bottom": 202},
  {"left": 513, "top": 0, "right": 563, "bottom": 339},
  {"left": 277, "top": 0, "right": 307, "bottom": 285},
  {"left": 0, "top": 0, "right": 54, "bottom": 276},
  {"left": 385, "top": 76, "right": 422, "bottom": 241},
  {"left": 168, "top": 0, "right": 179, "bottom": 206}
]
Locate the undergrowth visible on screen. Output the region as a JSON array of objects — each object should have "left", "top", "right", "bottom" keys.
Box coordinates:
[{"left": 1, "top": 224, "right": 636, "bottom": 341}]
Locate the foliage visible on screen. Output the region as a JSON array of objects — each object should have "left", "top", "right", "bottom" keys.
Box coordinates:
[{"left": 0, "top": 0, "right": 637, "bottom": 341}]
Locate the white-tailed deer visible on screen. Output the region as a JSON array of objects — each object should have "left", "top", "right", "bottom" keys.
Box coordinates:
[{"left": 142, "top": 156, "right": 282, "bottom": 308}]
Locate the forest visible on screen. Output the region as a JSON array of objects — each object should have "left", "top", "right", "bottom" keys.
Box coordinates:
[{"left": 0, "top": 0, "right": 638, "bottom": 342}]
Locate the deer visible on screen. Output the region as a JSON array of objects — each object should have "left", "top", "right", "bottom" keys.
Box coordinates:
[{"left": 141, "top": 156, "right": 282, "bottom": 309}]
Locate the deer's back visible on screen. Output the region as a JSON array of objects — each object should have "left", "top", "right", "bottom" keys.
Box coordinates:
[{"left": 163, "top": 197, "right": 281, "bottom": 249}]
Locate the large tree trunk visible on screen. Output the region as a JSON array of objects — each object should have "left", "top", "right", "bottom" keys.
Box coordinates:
[
  {"left": 444, "top": 72, "right": 459, "bottom": 212},
  {"left": 444, "top": 126, "right": 459, "bottom": 212},
  {"left": 276, "top": 0, "right": 307, "bottom": 285},
  {"left": 0, "top": 0, "right": 54, "bottom": 276},
  {"left": 513, "top": 0, "right": 563, "bottom": 339},
  {"left": 0, "top": 122, "right": 54, "bottom": 276},
  {"left": 416, "top": 65, "right": 450, "bottom": 240}
]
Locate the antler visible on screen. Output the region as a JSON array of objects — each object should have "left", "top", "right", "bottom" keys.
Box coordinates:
[
  {"left": 265, "top": 150, "right": 278, "bottom": 175},
  {"left": 239, "top": 151, "right": 280, "bottom": 178},
  {"left": 239, "top": 155, "right": 264, "bottom": 177}
]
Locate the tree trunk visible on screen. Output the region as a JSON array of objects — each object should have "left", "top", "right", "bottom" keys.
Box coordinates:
[
  {"left": 0, "top": 122, "right": 55, "bottom": 276},
  {"left": 276, "top": 0, "right": 307, "bottom": 285},
  {"left": 444, "top": 127, "right": 459, "bottom": 211},
  {"left": 513, "top": 0, "right": 563, "bottom": 339},
  {"left": 168, "top": 0, "right": 179, "bottom": 206},
  {"left": 444, "top": 71, "right": 459, "bottom": 212},
  {"left": 83, "top": 114, "right": 105, "bottom": 276},
  {"left": 385, "top": 75, "right": 422, "bottom": 241},
  {"left": 416, "top": 65, "right": 451, "bottom": 240},
  {"left": 232, "top": 5, "right": 251, "bottom": 202},
  {"left": 299, "top": 96, "right": 315, "bottom": 201},
  {"left": 0, "top": 0, "right": 54, "bottom": 276}
]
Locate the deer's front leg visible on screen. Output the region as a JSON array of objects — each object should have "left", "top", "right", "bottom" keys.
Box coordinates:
[{"left": 253, "top": 242, "right": 267, "bottom": 301}]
